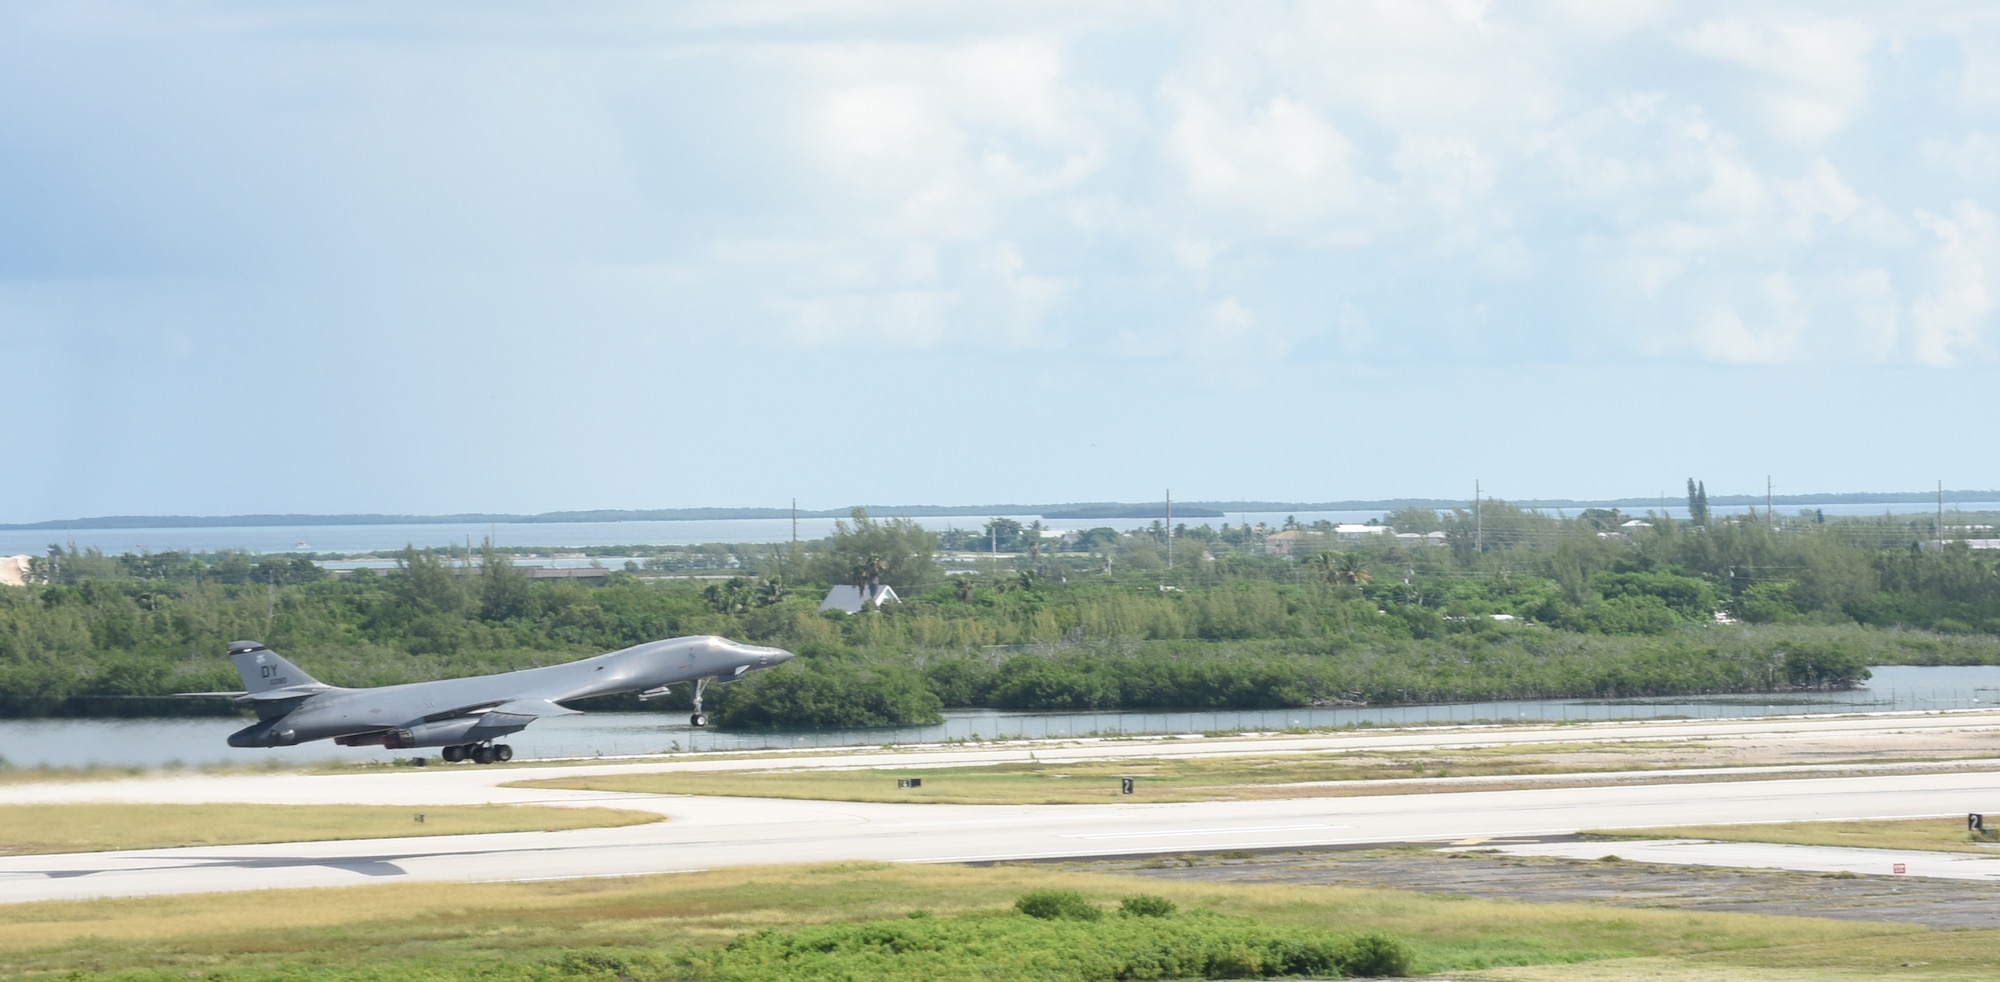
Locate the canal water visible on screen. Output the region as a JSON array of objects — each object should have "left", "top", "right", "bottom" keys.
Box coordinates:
[{"left": 3, "top": 665, "right": 1997, "bottom": 770}]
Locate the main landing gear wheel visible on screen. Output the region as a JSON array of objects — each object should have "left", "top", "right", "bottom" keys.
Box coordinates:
[
  {"left": 689, "top": 712, "right": 709, "bottom": 727},
  {"left": 442, "top": 745, "right": 466, "bottom": 763},
  {"left": 494, "top": 744, "right": 514, "bottom": 762},
  {"left": 473, "top": 745, "right": 496, "bottom": 764}
]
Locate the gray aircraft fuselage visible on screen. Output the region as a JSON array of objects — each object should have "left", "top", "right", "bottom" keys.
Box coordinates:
[{"left": 225, "top": 635, "right": 792, "bottom": 750}]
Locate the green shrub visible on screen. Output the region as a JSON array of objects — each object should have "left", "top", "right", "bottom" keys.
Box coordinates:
[
  {"left": 702, "top": 907, "right": 1413, "bottom": 980},
  {"left": 1341, "top": 931, "right": 1417, "bottom": 977},
  {"left": 1119, "top": 893, "right": 1177, "bottom": 917},
  {"left": 1015, "top": 889, "right": 1103, "bottom": 921}
]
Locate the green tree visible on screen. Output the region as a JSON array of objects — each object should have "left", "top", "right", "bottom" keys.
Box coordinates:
[
  {"left": 982, "top": 517, "right": 1026, "bottom": 552},
  {"left": 477, "top": 539, "right": 531, "bottom": 621},
  {"left": 1686, "top": 478, "right": 1711, "bottom": 526},
  {"left": 392, "top": 546, "right": 466, "bottom": 614},
  {"left": 808, "top": 509, "right": 941, "bottom": 593},
  {"left": 1780, "top": 643, "right": 1869, "bottom": 689}
]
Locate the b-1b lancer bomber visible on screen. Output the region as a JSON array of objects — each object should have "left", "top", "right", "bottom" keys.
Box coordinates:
[{"left": 214, "top": 636, "right": 794, "bottom": 763}]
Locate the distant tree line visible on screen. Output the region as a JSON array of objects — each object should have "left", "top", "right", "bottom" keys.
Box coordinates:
[{"left": 8, "top": 500, "right": 2000, "bottom": 727}]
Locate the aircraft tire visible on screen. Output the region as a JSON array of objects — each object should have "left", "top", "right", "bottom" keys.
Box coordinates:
[
  {"left": 690, "top": 712, "right": 708, "bottom": 727},
  {"left": 474, "top": 746, "right": 497, "bottom": 765},
  {"left": 495, "top": 744, "right": 514, "bottom": 763},
  {"left": 442, "top": 745, "right": 465, "bottom": 763}
]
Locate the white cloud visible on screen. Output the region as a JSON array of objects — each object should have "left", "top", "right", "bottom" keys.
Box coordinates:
[
  {"left": 1911, "top": 200, "right": 2000, "bottom": 366},
  {"left": 1165, "top": 94, "right": 1368, "bottom": 227},
  {"left": 1682, "top": 15, "right": 1875, "bottom": 144},
  {"left": 1690, "top": 274, "right": 1807, "bottom": 364},
  {"left": 1961, "top": 37, "right": 2000, "bottom": 108},
  {"left": 1391, "top": 135, "right": 1497, "bottom": 217},
  {"left": 975, "top": 242, "right": 1071, "bottom": 348},
  {"left": 1923, "top": 132, "right": 2000, "bottom": 180},
  {"left": 1530, "top": 0, "right": 1671, "bottom": 39},
  {"left": 780, "top": 289, "right": 954, "bottom": 348},
  {"left": 1842, "top": 268, "right": 1903, "bottom": 362},
  {"left": 1776, "top": 157, "right": 1862, "bottom": 240},
  {"left": 800, "top": 37, "right": 1109, "bottom": 240}
]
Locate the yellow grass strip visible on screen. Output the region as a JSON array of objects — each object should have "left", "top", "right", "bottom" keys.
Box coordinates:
[
  {"left": 508, "top": 746, "right": 1971, "bottom": 805},
  {"left": 0, "top": 803, "right": 661, "bottom": 856},
  {"left": 1587, "top": 817, "right": 2000, "bottom": 856}
]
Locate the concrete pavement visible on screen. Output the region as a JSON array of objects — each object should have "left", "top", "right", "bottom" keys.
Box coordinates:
[{"left": 6, "top": 769, "right": 2000, "bottom": 904}]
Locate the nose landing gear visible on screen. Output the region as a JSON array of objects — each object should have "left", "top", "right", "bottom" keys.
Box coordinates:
[
  {"left": 690, "top": 677, "right": 710, "bottom": 727},
  {"left": 441, "top": 742, "right": 513, "bottom": 764}
]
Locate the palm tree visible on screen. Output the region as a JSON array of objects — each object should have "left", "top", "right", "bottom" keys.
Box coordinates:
[
  {"left": 755, "top": 573, "right": 787, "bottom": 607},
  {"left": 850, "top": 553, "right": 891, "bottom": 604},
  {"left": 1308, "top": 550, "right": 1340, "bottom": 587},
  {"left": 1333, "top": 551, "right": 1373, "bottom": 587},
  {"left": 1310, "top": 550, "right": 1373, "bottom": 589}
]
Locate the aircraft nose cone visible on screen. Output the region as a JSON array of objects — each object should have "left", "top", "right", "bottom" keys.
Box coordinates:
[{"left": 736, "top": 642, "right": 794, "bottom": 665}]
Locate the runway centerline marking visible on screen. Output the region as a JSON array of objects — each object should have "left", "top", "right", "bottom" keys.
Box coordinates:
[{"left": 1062, "top": 823, "right": 1343, "bottom": 840}]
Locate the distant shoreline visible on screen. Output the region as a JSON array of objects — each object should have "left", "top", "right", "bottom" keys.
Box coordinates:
[{"left": 5, "top": 491, "right": 1995, "bottom": 531}]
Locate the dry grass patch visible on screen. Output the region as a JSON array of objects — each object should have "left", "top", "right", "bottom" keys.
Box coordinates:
[
  {"left": 1588, "top": 817, "right": 2000, "bottom": 856},
  {"left": 1468, "top": 928, "right": 2000, "bottom": 981},
  {"left": 0, "top": 859, "right": 1933, "bottom": 979},
  {"left": 0, "top": 803, "right": 661, "bottom": 856}
]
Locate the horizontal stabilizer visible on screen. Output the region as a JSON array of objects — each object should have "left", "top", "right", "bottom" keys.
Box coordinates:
[{"left": 237, "top": 685, "right": 330, "bottom": 704}]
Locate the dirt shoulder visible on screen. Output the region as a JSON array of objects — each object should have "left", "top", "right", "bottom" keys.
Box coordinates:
[{"left": 1078, "top": 848, "right": 2000, "bottom": 930}]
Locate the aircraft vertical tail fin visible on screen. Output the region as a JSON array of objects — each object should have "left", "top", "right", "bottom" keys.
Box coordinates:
[{"left": 228, "top": 641, "right": 324, "bottom": 695}]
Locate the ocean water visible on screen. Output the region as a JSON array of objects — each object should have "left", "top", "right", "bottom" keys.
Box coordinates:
[{"left": 0, "top": 510, "right": 1393, "bottom": 557}]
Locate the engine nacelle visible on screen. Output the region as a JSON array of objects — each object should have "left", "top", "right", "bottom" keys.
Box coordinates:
[
  {"left": 343, "top": 714, "right": 535, "bottom": 749},
  {"left": 388, "top": 717, "right": 488, "bottom": 749},
  {"left": 228, "top": 718, "right": 300, "bottom": 747}
]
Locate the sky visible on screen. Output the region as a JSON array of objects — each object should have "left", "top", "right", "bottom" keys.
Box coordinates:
[{"left": 5, "top": 1, "right": 2000, "bottom": 522}]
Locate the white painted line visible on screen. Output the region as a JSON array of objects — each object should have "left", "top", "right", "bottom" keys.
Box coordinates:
[{"left": 1062, "top": 823, "right": 1341, "bottom": 840}]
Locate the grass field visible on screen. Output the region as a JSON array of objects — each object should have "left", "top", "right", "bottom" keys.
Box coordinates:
[
  {"left": 1, "top": 857, "right": 1983, "bottom": 980},
  {"left": 1588, "top": 817, "right": 2000, "bottom": 856},
  {"left": 506, "top": 742, "right": 1931, "bottom": 805},
  {"left": 0, "top": 803, "right": 662, "bottom": 855}
]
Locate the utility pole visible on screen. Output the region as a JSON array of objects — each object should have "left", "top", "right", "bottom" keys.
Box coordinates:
[
  {"left": 1165, "top": 488, "right": 1173, "bottom": 570},
  {"left": 1939, "top": 480, "right": 1945, "bottom": 545},
  {"left": 1766, "top": 476, "right": 1773, "bottom": 524},
  {"left": 1474, "top": 479, "right": 1482, "bottom": 553},
  {"left": 791, "top": 498, "right": 798, "bottom": 577}
]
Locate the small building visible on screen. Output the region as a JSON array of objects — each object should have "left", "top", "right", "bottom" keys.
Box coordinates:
[
  {"left": 820, "top": 583, "right": 900, "bottom": 613},
  {"left": 0, "top": 554, "right": 30, "bottom": 587},
  {"left": 1394, "top": 531, "right": 1447, "bottom": 547},
  {"left": 1263, "top": 529, "right": 1321, "bottom": 556},
  {"left": 1333, "top": 524, "right": 1391, "bottom": 539},
  {"left": 525, "top": 566, "right": 615, "bottom": 583},
  {"left": 1923, "top": 539, "right": 2000, "bottom": 552}
]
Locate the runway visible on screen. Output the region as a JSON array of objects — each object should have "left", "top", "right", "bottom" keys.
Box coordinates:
[{"left": 6, "top": 713, "right": 2000, "bottom": 905}]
